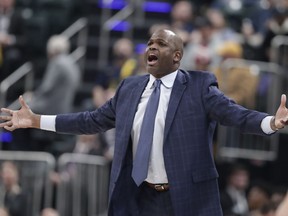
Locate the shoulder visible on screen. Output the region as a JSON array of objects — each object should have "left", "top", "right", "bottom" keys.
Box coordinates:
[
  {"left": 52, "top": 55, "right": 78, "bottom": 70},
  {"left": 179, "top": 69, "right": 217, "bottom": 82},
  {"left": 53, "top": 54, "right": 73, "bottom": 64},
  {"left": 124, "top": 73, "right": 149, "bottom": 81},
  {"left": 121, "top": 74, "right": 149, "bottom": 86}
]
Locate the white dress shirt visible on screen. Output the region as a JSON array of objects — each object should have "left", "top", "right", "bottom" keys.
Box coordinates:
[
  {"left": 131, "top": 71, "right": 178, "bottom": 183},
  {"left": 40, "top": 71, "right": 276, "bottom": 183}
]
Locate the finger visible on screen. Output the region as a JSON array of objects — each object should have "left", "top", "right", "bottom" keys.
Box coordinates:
[
  {"left": 1, "top": 108, "right": 13, "bottom": 115},
  {"left": 280, "top": 94, "right": 287, "bottom": 108},
  {"left": 1, "top": 120, "right": 12, "bottom": 125},
  {"left": 19, "top": 95, "right": 29, "bottom": 109},
  {"left": 0, "top": 121, "right": 13, "bottom": 129},
  {"left": 0, "top": 115, "right": 12, "bottom": 121},
  {"left": 4, "top": 121, "right": 16, "bottom": 131},
  {"left": 0, "top": 121, "right": 12, "bottom": 128},
  {"left": 4, "top": 124, "right": 15, "bottom": 131},
  {"left": 281, "top": 120, "right": 288, "bottom": 125}
]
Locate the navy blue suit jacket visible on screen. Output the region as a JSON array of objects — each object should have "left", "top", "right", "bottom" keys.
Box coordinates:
[{"left": 56, "top": 70, "right": 268, "bottom": 216}]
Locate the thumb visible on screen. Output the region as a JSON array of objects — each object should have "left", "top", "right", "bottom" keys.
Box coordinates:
[
  {"left": 280, "top": 94, "right": 287, "bottom": 108},
  {"left": 19, "top": 95, "right": 29, "bottom": 109}
]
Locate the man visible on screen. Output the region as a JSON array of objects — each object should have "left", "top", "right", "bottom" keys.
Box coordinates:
[
  {"left": 10, "top": 35, "right": 80, "bottom": 154},
  {"left": 220, "top": 164, "right": 250, "bottom": 216},
  {"left": 0, "top": 161, "right": 28, "bottom": 216},
  {"left": 29, "top": 34, "right": 81, "bottom": 115},
  {"left": 0, "top": 29, "right": 288, "bottom": 216},
  {"left": 0, "top": 0, "right": 27, "bottom": 80}
]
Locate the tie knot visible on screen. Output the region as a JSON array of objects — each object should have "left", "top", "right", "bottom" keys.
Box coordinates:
[{"left": 154, "top": 79, "right": 161, "bottom": 89}]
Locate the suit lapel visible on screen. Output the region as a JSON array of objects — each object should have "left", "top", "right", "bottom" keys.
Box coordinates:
[
  {"left": 164, "top": 70, "right": 187, "bottom": 140},
  {"left": 124, "top": 75, "right": 149, "bottom": 140}
]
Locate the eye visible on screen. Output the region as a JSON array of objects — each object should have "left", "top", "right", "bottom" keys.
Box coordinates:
[{"left": 158, "top": 41, "right": 166, "bottom": 46}]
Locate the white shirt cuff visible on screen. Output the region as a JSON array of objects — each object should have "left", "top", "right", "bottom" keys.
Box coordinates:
[
  {"left": 261, "top": 116, "right": 275, "bottom": 134},
  {"left": 40, "top": 115, "right": 56, "bottom": 132}
]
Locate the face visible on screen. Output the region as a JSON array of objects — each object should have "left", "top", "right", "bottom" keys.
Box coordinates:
[
  {"left": 229, "top": 170, "right": 249, "bottom": 190},
  {"left": 1, "top": 162, "right": 19, "bottom": 188},
  {"left": 144, "top": 29, "right": 183, "bottom": 78},
  {"left": 0, "top": 0, "right": 14, "bottom": 9}
]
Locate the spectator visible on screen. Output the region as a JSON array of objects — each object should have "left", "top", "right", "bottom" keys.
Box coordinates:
[
  {"left": 248, "top": 181, "right": 271, "bottom": 215},
  {"left": 0, "top": 161, "right": 28, "bottom": 216},
  {"left": 181, "top": 16, "right": 222, "bottom": 71},
  {"left": 193, "top": 45, "right": 212, "bottom": 71},
  {"left": 220, "top": 163, "right": 250, "bottom": 216},
  {"left": 29, "top": 35, "right": 81, "bottom": 115},
  {"left": 0, "top": 0, "right": 27, "bottom": 81},
  {"left": 260, "top": 6, "right": 288, "bottom": 61},
  {"left": 239, "top": 18, "right": 263, "bottom": 61},
  {"left": 206, "top": 8, "right": 240, "bottom": 43},
  {"left": 96, "top": 38, "right": 137, "bottom": 90},
  {"left": 170, "top": 0, "right": 194, "bottom": 45},
  {"left": 213, "top": 41, "right": 259, "bottom": 109},
  {"left": 10, "top": 35, "right": 80, "bottom": 155}
]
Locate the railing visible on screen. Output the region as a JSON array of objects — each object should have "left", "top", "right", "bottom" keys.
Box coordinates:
[
  {"left": 271, "top": 35, "right": 288, "bottom": 68},
  {"left": 0, "top": 151, "right": 110, "bottom": 216},
  {"left": 216, "top": 58, "right": 284, "bottom": 161},
  {"left": 62, "top": 18, "right": 88, "bottom": 43},
  {"left": 0, "top": 62, "right": 33, "bottom": 109},
  {"left": 61, "top": 17, "right": 88, "bottom": 72},
  {"left": 0, "top": 17, "right": 88, "bottom": 110},
  {"left": 0, "top": 151, "right": 56, "bottom": 216},
  {"left": 56, "top": 153, "right": 110, "bottom": 216}
]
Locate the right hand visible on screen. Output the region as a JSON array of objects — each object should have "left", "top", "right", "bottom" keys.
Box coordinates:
[{"left": 0, "top": 96, "right": 40, "bottom": 131}]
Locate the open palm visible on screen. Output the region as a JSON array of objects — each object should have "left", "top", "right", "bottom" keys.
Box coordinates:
[
  {"left": 0, "top": 96, "right": 37, "bottom": 131},
  {"left": 275, "top": 94, "right": 288, "bottom": 129}
]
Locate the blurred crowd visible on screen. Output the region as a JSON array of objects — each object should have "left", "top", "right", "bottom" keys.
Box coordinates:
[{"left": 0, "top": 0, "right": 288, "bottom": 215}]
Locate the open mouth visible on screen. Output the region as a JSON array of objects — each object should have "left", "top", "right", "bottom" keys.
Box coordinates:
[{"left": 147, "top": 54, "right": 158, "bottom": 65}]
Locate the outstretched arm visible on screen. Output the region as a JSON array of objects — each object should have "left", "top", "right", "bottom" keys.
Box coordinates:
[
  {"left": 271, "top": 94, "right": 288, "bottom": 130},
  {"left": 0, "top": 96, "right": 41, "bottom": 131}
]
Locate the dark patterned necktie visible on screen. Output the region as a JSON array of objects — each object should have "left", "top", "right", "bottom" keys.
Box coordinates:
[{"left": 132, "top": 79, "right": 162, "bottom": 186}]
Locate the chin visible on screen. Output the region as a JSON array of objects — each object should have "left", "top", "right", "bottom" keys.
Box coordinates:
[
  {"left": 147, "top": 68, "right": 159, "bottom": 76},
  {"left": 151, "top": 72, "right": 164, "bottom": 78}
]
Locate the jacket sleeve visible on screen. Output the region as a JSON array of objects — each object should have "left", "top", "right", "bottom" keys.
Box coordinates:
[
  {"left": 202, "top": 72, "right": 268, "bottom": 135},
  {"left": 55, "top": 80, "right": 125, "bottom": 134}
]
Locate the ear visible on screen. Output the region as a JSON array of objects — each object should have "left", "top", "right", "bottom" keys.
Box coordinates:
[{"left": 173, "top": 51, "right": 182, "bottom": 63}]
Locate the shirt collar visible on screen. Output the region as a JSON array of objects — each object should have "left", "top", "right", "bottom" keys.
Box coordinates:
[{"left": 148, "top": 70, "right": 178, "bottom": 89}]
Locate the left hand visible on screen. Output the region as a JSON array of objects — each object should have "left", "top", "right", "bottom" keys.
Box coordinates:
[{"left": 274, "top": 94, "right": 288, "bottom": 129}]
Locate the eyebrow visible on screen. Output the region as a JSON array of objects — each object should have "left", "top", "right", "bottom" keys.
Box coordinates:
[{"left": 148, "top": 38, "right": 169, "bottom": 44}]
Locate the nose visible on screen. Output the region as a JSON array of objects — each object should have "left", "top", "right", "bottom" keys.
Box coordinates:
[{"left": 149, "top": 46, "right": 157, "bottom": 51}]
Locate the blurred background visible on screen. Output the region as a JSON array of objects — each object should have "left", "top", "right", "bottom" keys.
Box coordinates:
[{"left": 1, "top": 0, "right": 288, "bottom": 215}]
